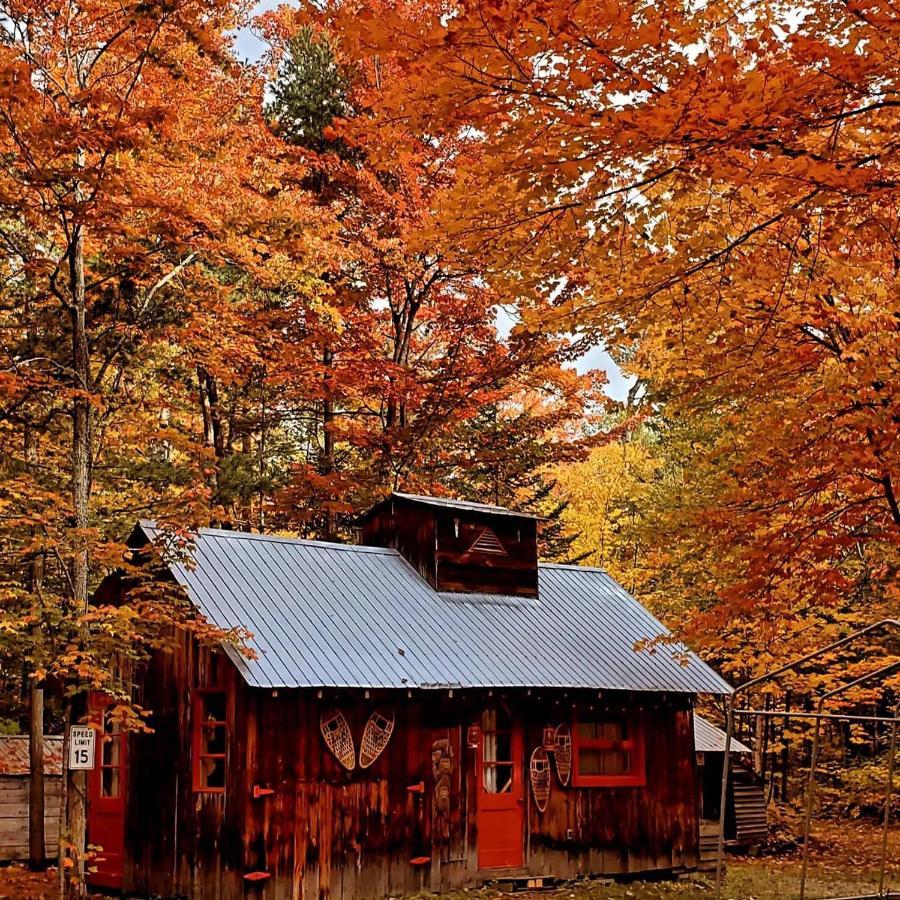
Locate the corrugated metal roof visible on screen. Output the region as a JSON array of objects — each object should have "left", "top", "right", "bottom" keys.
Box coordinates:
[
  {"left": 356, "top": 492, "right": 541, "bottom": 523},
  {"left": 694, "top": 715, "right": 751, "bottom": 754},
  {"left": 0, "top": 736, "right": 64, "bottom": 776},
  {"left": 137, "top": 523, "right": 732, "bottom": 695}
]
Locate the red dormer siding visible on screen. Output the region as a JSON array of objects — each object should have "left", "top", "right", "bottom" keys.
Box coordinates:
[{"left": 358, "top": 493, "right": 539, "bottom": 597}]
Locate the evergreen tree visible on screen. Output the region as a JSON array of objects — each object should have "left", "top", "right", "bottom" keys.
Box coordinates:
[{"left": 267, "top": 27, "right": 352, "bottom": 153}]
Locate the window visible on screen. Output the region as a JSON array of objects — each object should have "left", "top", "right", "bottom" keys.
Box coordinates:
[
  {"left": 481, "top": 707, "right": 514, "bottom": 793},
  {"left": 193, "top": 690, "right": 228, "bottom": 792},
  {"left": 572, "top": 718, "right": 645, "bottom": 787},
  {"left": 100, "top": 711, "right": 123, "bottom": 798}
]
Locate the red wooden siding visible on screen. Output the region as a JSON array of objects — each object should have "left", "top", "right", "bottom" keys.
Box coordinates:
[
  {"left": 112, "top": 636, "right": 700, "bottom": 900},
  {"left": 360, "top": 496, "right": 539, "bottom": 597}
]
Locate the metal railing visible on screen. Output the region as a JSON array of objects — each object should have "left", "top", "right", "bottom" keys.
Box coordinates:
[{"left": 714, "top": 619, "right": 900, "bottom": 900}]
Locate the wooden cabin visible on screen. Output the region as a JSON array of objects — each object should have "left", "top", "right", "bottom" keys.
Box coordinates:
[
  {"left": 88, "top": 493, "right": 732, "bottom": 899},
  {"left": 0, "top": 735, "right": 63, "bottom": 862}
]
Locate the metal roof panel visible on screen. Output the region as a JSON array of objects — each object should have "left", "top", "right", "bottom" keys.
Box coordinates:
[
  {"left": 694, "top": 715, "right": 752, "bottom": 754},
  {"left": 137, "top": 523, "right": 732, "bottom": 694}
]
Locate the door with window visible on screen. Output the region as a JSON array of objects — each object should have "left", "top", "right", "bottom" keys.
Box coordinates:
[
  {"left": 476, "top": 706, "right": 524, "bottom": 869},
  {"left": 87, "top": 694, "right": 127, "bottom": 889}
]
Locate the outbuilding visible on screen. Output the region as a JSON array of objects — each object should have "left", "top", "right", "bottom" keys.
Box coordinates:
[
  {"left": 693, "top": 715, "right": 766, "bottom": 865},
  {"left": 0, "top": 735, "right": 63, "bottom": 862},
  {"left": 88, "top": 492, "right": 732, "bottom": 898}
]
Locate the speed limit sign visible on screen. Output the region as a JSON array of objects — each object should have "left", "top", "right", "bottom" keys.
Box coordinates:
[{"left": 68, "top": 726, "right": 96, "bottom": 770}]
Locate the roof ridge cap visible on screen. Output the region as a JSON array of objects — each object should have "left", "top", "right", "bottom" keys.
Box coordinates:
[{"left": 139, "top": 522, "right": 400, "bottom": 555}]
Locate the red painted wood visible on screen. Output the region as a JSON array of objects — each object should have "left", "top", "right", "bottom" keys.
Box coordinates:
[
  {"left": 571, "top": 716, "right": 647, "bottom": 788},
  {"left": 476, "top": 710, "right": 524, "bottom": 869},
  {"left": 86, "top": 693, "right": 127, "bottom": 890},
  {"left": 244, "top": 871, "right": 271, "bottom": 881}
]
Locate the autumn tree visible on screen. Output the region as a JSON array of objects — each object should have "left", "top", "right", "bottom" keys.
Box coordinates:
[
  {"left": 0, "top": 0, "right": 329, "bottom": 892},
  {"left": 251, "top": 5, "right": 611, "bottom": 537},
  {"left": 334, "top": 0, "right": 898, "bottom": 649}
]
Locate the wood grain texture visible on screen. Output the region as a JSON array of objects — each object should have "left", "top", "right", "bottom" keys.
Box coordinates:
[
  {"left": 361, "top": 497, "right": 539, "bottom": 597},
  {"left": 115, "top": 629, "right": 701, "bottom": 900},
  {"left": 0, "top": 776, "right": 62, "bottom": 861}
]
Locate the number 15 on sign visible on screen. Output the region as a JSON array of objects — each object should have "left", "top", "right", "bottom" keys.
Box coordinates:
[{"left": 69, "top": 725, "right": 96, "bottom": 771}]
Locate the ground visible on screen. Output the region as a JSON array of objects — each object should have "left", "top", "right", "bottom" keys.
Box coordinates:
[{"left": 1, "top": 823, "right": 896, "bottom": 899}]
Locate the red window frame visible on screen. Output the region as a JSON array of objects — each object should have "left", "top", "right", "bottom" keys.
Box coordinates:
[
  {"left": 192, "top": 688, "right": 228, "bottom": 794},
  {"left": 571, "top": 716, "right": 646, "bottom": 787}
]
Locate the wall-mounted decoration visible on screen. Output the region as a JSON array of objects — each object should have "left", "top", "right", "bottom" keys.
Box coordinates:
[
  {"left": 359, "top": 707, "right": 395, "bottom": 768},
  {"left": 431, "top": 738, "right": 454, "bottom": 815},
  {"left": 466, "top": 724, "right": 480, "bottom": 748},
  {"left": 554, "top": 724, "right": 572, "bottom": 786},
  {"left": 542, "top": 726, "right": 556, "bottom": 750},
  {"left": 320, "top": 708, "right": 355, "bottom": 770},
  {"left": 530, "top": 747, "right": 551, "bottom": 812}
]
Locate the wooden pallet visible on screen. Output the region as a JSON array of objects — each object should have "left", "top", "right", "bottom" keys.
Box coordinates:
[
  {"left": 732, "top": 769, "right": 767, "bottom": 846},
  {"left": 698, "top": 821, "right": 720, "bottom": 871}
]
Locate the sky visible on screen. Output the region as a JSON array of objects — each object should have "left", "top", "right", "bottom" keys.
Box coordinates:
[{"left": 233, "top": 4, "right": 632, "bottom": 403}]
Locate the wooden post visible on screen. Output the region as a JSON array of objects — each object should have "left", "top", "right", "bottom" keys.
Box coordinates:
[{"left": 28, "top": 680, "right": 45, "bottom": 868}]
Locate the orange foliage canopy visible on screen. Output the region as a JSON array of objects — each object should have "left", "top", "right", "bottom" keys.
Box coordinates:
[{"left": 327, "top": 0, "right": 899, "bottom": 639}]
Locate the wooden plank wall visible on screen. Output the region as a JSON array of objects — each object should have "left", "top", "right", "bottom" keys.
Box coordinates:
[
  {"left": 0, "top": 776, "right": 61, "bottom": 861},
  {"left": 359, "top": 500, "right": 540, "bottom": 597},
  {"left": 121, "top": 642, "right": 700, "bottom": 900},
  {"left": 433, "top": 512, "right": 539, "bottom": 597}
]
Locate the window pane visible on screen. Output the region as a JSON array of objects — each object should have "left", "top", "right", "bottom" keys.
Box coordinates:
[
  {"left": 102, "top": 736, "right": 120, "bottom": 767},
  {"left": 495, "top": 729, "right": 512, "bottom": 762},
  {"left": 578, "top": 748, "right": 630, "bottom": 776},
  {"left": 577, "top": 721, "right": 624, "bottom": 742},
  {"left": 203, "top": 723, "right": 226, "bottom": 755},
  {"left": 601, "top": 750, "right": 630, "bottom": 775},
  {"left": 101, "top": 766, "right": 120, "bottom": 798},
  {"left": 482, "top": 763, "right": 513, "bottom": 794},
  {"left": 204, "top": 692, "right": 226, "bottom": 722},
  {"left": 601, "top": 721, "right": 625, "bottom": 741},
  {"left": 202, "top": 756, "right": 225, "bottom": 789}
]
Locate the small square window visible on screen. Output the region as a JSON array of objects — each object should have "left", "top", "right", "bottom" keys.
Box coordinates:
[{"left": 572, "top": 717, "right": 645, "bottom": 788}]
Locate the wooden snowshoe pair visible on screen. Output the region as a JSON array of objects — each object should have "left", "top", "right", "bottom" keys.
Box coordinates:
[
  {"left": 531, "top": 723, "right": 572, "bottom": 812},
  {"left": 320, "top": 707, "right": 395, "bottom": 770}
]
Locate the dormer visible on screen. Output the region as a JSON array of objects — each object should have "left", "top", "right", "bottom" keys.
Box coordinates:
[{"left": 357, "top": 493, "right": 539, "bottom": 597}]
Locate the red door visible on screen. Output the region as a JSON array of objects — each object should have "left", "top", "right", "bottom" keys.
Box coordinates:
[
  {"left": 87, "top": 694, "right": 127, "bottom": 889},
  {"left": 476, "top": 706, "right": 524, "bottom": 869}
]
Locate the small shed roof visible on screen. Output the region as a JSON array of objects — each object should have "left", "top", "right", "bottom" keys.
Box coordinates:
[
  {"left": 694, "top": 715, "right": 752, "bottom": 754},
  {"left": 0, "top": 736, "right": 64, "bottom": 776},
  {"left": 134, "top": 522, "right": 732, "bottom": 695},
  {"left": 356, "top": 492, "right": 541, "bottom": 524}
]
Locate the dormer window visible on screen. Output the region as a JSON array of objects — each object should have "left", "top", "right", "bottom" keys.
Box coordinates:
[{"left": 358, "top": 493, "right": 539, "bottom": 597}]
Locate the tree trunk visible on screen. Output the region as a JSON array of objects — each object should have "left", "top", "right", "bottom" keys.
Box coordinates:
[
  {"left": 197, "top": 366, "right": 227, "bottom": 521},
  {"left": 24, "top": 421, "right": 46, "bottom": 869},
  {"left": 28, "top": 678, "right": 45, "bottom": 869},
  {"left": 57, "top": 699, "right": 70, "bottom": 900},
  {"left": 66, "top": 216, "right": 91, "bottom": 900},
  {"left": 321, "top": 348, "right": 335, "bottom": 540}
]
